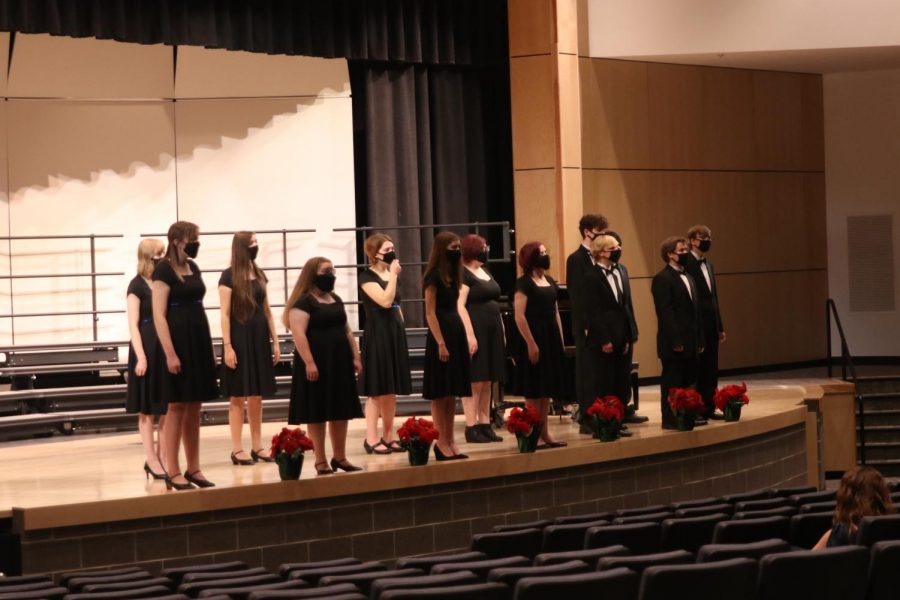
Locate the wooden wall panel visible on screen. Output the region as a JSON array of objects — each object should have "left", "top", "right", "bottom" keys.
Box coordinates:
[
  {"left": 559, "top": 54, "right": 582, "bottom": 169},
  {"left": 700, "top": 67, "right": 756, "bottom": 170},
  {"left": 756, "top": 172, "right": 827, "bottom": 272},
  {"left": 801, "top": 74, "right": 826, "bottom": 172},
  {"left": 753, "top": 71, "right": 806, "bottom": 171},
  {"left": 510, "top": 55, "right": 558, "bottom": 170},
  {"left": 514, "top": 169, "right": 562, "bottom": 279},
  {"left": 508, "top": 0, "right": 554, "bottom": 58},
  {"left": 647, "top": 63, "right": 704, "bottom": 169},
  {"left": 629, "top": 278, "right": 661, "bottom": 378}
]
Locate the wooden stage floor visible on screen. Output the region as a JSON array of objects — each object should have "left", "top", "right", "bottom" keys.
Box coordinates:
[{"left": 0, "top": 378, "right": 845, "bottom": 532}]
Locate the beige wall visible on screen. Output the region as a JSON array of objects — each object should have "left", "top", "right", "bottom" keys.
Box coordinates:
[
  {"left": 824, "top": 69, "right": 900, "bottom": 356},
  {"left": 0, "top": 34, "right": 355, "bottom": 347}
]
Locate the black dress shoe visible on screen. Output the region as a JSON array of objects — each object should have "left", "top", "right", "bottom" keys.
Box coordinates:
[
  {"left": 479, "top": 423, "right": 503, "bottom": 442},
  {"left": 331, "top": 458, "right": 363, "bottom": 472},
  {"left": 694, "top": 417, "right": 709, "bottom": 426},
  {"left": 465, "top": 425, "right": 491, "bottom": 443},
  {"left": 315, "top": 461, "right": 334, "bottom": 475},
  {"left": 231, "top": 451, "right": 255, "bottom": 466},
  {"left": 364, "top": 439, "right": 391, "bottom": 455},
  {"left": 708, "top": 413, "right": 725, "bottom": 420},
  {"left": 144, "top": 462, "right": 167, "bottom": 480},
  {"left": 165, "top": 473, "right": 195, "bottom": 491},
  {"left": 251, "top": 449, "right": 276, "bottom": 463},
  {"left": 452, "top": 452, "right": 469, "bottom": 460},
  {"left": 434, "top": 446, "right": 454, "bottom": 461},
  {"left": 624, "top": 414, "right": 650, "bottom": 424},
  {"left": 185, "top": 471, "right": 215, "bottom": 488}
]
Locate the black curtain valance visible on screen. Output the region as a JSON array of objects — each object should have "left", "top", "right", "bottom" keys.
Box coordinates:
[{"left": 0, "top": 0, "right": 507, "bottom": 67}]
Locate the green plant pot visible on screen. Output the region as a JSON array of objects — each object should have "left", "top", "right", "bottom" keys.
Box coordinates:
[
  {"left": 516, "top": 424, "right": 541, "bottom": 453},
  {"left": 675, "top": 413, "right": 696, "bottom": 432},
  {"left": 275, "top": 452, "right": 304, "bottom": 480},
  {"left": 724, "top": 403, "right": 743, "bottom": 422},
  {"left": 407, "top": 442, "right": 431, "bottom": 466},
  {"left": 594, "top": 423, "right": 620, "bottom": 442}
]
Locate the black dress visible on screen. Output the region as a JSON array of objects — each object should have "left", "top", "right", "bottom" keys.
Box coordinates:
[
  {"left": 151, "top": 260, "right": 219, "bottom": 403},
  {"left": 218, "top": 268, "right": 276, "bottom": 398},
  {"left": 513, "top": 275, "right": 566, "bottom": 399},
  {"left": 422, "top": 271, "right": 472, "bottom": 400},
  {"left": 125, "top": 275, "right": 167, "bottom": 416},
  {"left": 357, "top": 268, "right": 412, "bottom": 396},
  {"left": 288, "top": 293, "right": 363, "bottom": 424},
  {"left": 463, "top": 267, "right": 505, "bottom": 383}
]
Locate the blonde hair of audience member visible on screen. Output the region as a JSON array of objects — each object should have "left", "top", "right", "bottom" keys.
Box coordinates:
[{"left": 814, "top": 466, "right": 895, "bottom": 549}]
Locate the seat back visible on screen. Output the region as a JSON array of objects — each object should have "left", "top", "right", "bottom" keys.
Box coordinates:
[
  {"left": 532, "top": 544, "right": 630, "bottom": 568},
  {"left": 585, "top": 522, "right": 661, "bottom": 554},
  {"left": 669, "top": 497, "right": 723, "bottom": 511},
  {"left": 60, "top": 567, "right": 148, "bottom": 588},
  {"left": 317, "top": 569, "right": 423, "bottom": 595},
  {"left": 638, "top": 558, "right": 758, "bottom": 600},
  {"left": 62, "top": 585, "right": 175, "bottom": 599},
  {"left": 162, "top": 561, "right": 250, "bottom": 584},
  {"left": 541, "top": 519, "right": 609, "bottom": 552},
  {"left": 371, "top": 572, "right": 480, "bottom": 600},
  {"left": 612, "top": 512, "right": 673, "bottom": 525},
  {"left": 178, "top": 574, "right": 282, "bottom": 596},
  {"left": 431, "top": 556, "right": 531, "bottom": 580},
  {"left": 732, "top": 506, "right": 797, "bottom": 520},
  {"left": 769, "top": 485, "right": 816, "bottom": 498},
  {"left": 379, "top": 582, "right": 508, "bottom": 600},
  {"left": 471, "top": 528, "right": 543, "bottom": 559},
  {"left": 493, "top": 520, "right": 550, "bottom": 533},
  {"left": 697, "top": 538, "right": 791, "bottom": 563},
  {"left": 597, "top": 550, "right": 693, "bottom": 573},
  {"left": 513, "top": 568, "right": 638, "bottom": 600},
  {"left": 0, "top": 586, "right": 69, "bottom": 599},
  {"left": 552, "top": 512, "right": 613, "bottom": 525},
  {"left": 867, "top": 540, "right": 900, "bottom": 600},
  {"left": 66, "top": 571, "right": 154, "bottom": 593},
  {"left": 757, "top": 546, "right": 869, "bottom": 600},
  {"left": 486, "top": 560, "right": 590, "bottom": 587},
  {"left": 82, "top": 577, "right": 174, "bottom": 593},
  {"left": 733, "top": 497, "right": 790, "bottom": 513},
  {"left": 711, "top": 516, "right": 790, "bottom": 545},
  {"left": 615, "top": 505, "right": 669, "bottom": 518},
  {"left": 247, "top": 583, "right": 360, "bottom": 599},
  {"left": 183, "top": 567, "right": 270, "bottom": 583},
  {"left": 196, "top": 580, "right": 310, "bottom": 599},
  {"left": 287, "top": 562, "right": 386, "bottom": 585},
  {"left": 800, "top": 500, "right": 837, "bottom": 514},
  {"left": 721, "top": 490, "right": 770, "bottom": 504},
  {"left": 660, "top": 514, "right": 727, "bottom": 553},
  {"left": 278, "top": 558, "right": 362, "bottom": 579},
  {"left": 395, "top": 551, "right": 486, "bottom": 571},
  {"left": 789, "top": 490, "right": 836, "bottom": 507},
  {"left": 789, "top": 512, "right": 833, "bottom": 549},
  {"left": 857, "top": 514, "right": 900, "bottom": 547},
  {"left": 673, "top": 504, "right": 732, "bottom": 518}
]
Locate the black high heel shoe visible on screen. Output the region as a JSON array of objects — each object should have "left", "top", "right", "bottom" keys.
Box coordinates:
[
  {"left": 165, "top": 473, "right": 196, "bottom": 491},
  {"left": 251, "top": 449, "right": 275, "bottom": 463},
  {"left": 144, "top": 462, "right": 167, "bottom": 480},
  {"left": 363, "top": 439, "right": 391, "bottom": 455},
  {"left": 231, "top": 451, "right": 255, "bottom": 466},
  {"left": 315, "top": 461, "right": 334, "bottom": 475},
  {"left": 330, "top": 458, "right": 363, "bottom": 472},
  {"left": 184, "top": 471, "right": 216, "bottom": 488},
  {"left": 434, "top": 445, "right": 454, "bottom": 461}
]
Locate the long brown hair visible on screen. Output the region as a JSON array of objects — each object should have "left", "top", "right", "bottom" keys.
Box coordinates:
[
  {"left": 834, "top": 466, "right": 894, "bottom": 528},
  {"left": 283, "top": 257, "right": 332, "bottom": 329},
  {"left": 422, "top": 231, "right": 462, "bottom": 288},
  {"left": 229, "top": 231, "right": 267, "bottom": 323},
  {"left": 164, "top": 221, "right": 199, "bottom": 282},
  {"left": 364, "top": 233, "right": 393, "bottom": 265},
  {"left": 137, "top": 238, "right": 164, "bottom": 278}
]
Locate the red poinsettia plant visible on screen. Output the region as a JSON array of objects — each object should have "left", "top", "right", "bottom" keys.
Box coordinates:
[
  {"left": 271, "top": 427, "right": 314, "bottom": 458},
  {"left": 397, "top": 416, "right": 440, "bottom": 448},
  {"left": 714, "top": 383, "right": 750, "bottom": 411},
  {"left": 586, "top": 395, "right": 625, "bottom": 425},
  {"left": 505, "top": 405, "right": 542, "bottom": 436},
  {"left": 668, "top": 387, "right": 705, "bottom": 416}
]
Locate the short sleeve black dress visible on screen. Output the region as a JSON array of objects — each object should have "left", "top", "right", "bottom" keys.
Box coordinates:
[
  {"left": 422, "top": 271, "right": 472, "bottom": 399},
  {"left": 151, "top": 260, "right": 219, "bottom": 403},
  {"left": 288, "top": 293, "right": 363, "bottom": 424},
  {"left": 357, "top": 269, "right": 412, "bottom": 396},
  {"left": 513, "top": 275, "right": 565, "bottom": 399},
  {"left": 463, "top": 267, "right": 505, "bottom": 383},
  {"left": 218, "top": 268, "right": 276, "bottom": 398},
  {"left": 125, "top": 275, "right": 167, "bottom": 416}
]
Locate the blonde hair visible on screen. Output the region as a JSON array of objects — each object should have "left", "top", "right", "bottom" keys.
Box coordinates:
[
  {"left": 283, "top": 257, "right": 333, "bottom": 329},
  {"left": 589, "top": 234, "right": 617, "bottom": 261},
  {"left": 137, "top": 238, "right": 165, "bottom": 278}
]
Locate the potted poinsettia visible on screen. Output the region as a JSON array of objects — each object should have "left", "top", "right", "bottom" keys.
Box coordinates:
[
  {"left": 505, "top": 406, "right": 542, "bottom": 453},
  {"left": 586, "top": 395, "right": 625, "bottom": 442},
  {"left": 270, "top": 427, "right": 314, "bottom": 480},
  {"left": 397, "top": 417, "right": 439, "bottom": 466},
  {"left": 714, "top": 382, "right": 750, "bottom": 422},
  {"left": 667, "top": 388, "right": 705, "bottom": 431}
]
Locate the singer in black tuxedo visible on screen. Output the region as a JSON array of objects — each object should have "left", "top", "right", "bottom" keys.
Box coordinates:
[
  {"left": 579, "top": 236, "right": 634, "bottom": 405},
  {"left": 685, "top": 226, "right": 725, "bottom": 418},
  {"left": 651, "top": 237, "right": 704, "bottom": 428}
]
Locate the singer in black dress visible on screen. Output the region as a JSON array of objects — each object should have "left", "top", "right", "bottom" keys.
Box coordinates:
[
  {"left": 513, "top": 241, "right": 566, "bottom": 447},
  {"left": 423, "top": 232, "right": 472, "bottom": 460}
]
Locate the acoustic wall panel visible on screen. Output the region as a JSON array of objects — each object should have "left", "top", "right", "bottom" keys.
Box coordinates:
[{"left": 0, "top": 101, "right": 11, "bottom": 346}]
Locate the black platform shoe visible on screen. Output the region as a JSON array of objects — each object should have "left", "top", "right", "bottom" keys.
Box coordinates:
[{"left": 465, "top": 425, "right": 491, "bottom": 443}]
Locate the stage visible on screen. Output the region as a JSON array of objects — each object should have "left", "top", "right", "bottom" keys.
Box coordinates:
[{"left": 0, "top": 378, "right": 855, "bottom": 576}]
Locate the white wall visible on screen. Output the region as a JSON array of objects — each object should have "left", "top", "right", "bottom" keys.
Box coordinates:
[
  {"left": 824, "top": 68, "right": 900, "bottom": 356},
  {"left": 0, "top": 34, "right": 355, "bottom": 347},
  {"left": 587, "top": 0, "right": 900, "bottom": 58}
]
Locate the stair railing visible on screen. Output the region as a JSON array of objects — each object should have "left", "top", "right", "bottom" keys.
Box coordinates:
[{"left": 826, "top": 298, "right": 865, "bottom": 464}]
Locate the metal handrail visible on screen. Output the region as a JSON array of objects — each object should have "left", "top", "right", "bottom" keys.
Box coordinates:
[{"left": 826, "top": 298, "right": 865, "bottom": 464}]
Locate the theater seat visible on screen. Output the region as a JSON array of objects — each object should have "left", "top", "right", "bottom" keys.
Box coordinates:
[
  {"left": 379, "top": 583, "right": 508, "bottom": 599},
  {"left": 486, "top": 559, "right": 590, "bottom": 587},
  {"left": 513, "top": 568, "right": 638, "bottom": 600},
  {"left": 493, "top": 520, "right": 551, "bottom": 533},
  {"left": 857, "top": 514, "right": 900, "bottom": 547},
  {"left": 757, "top": 546, "right": 869, "bottom": 600},
  {"left": 317, "top": 568, "right": 424, "bottom": 595},
  {"left": 867, "top": 540, "right": 900, "bottom": 600},
  {"left": 370, "top": 572, "right": 480, "bottom": 600},
  {"left": 712, "top": 516, "right": 790, "bottom": 544},
  {"left": 0, "top": 580, "right": 62, "bottom": 595},
  {"left": 697, "top": 538, "right": 791, "bottom": 562},
  {"left": 789, "top": 490, "right": 836, "bottom": 507},
  {"left": 733, "top": 497, "right": 791, "bottom": 513},
  {"left": 584, "top": 522, "right": 661, "bottom": 554},
  {"left": 179, "top": 574, "right": 283, "bottom": 596},
  {"left": 246, "top": 583, "right": 361, "bottom": 599},
  {"left": 800, "top": 501, "right": 837, "bottom": 514},
  {"left": 669, "top": 497, "right": 723, "bottom": 511},
  {"left": 162, "top": 562, "right": 250, "bottom": 585},
  {"left": 287, "top": 562, "right": 387, "bottom": 585},
  {"left": 431, "top": 556, "right": 531, "bottom": 580},
  {"left": 532, "top": 544, "right": 631, "bottom": 568},
  {"left": 673, "top": 503, "right": 732, "bottom": 518},
  {"left": 769, "top": 485, "right": 816, "bottom": 498},
  {"left": 60, "top": 567, "right": 148, "bottom": 588},
  {"left": 62, "top": 585, "right": 175, "bottom": 599},
  {"left": 197, "top": 580, "right": 311, "bottom": 599},
  {"left": 789, "top": 512, "right": 834, "bottom": 549},
  {"left": 66, "top": 571, "right": 154, "bottom": 593},
  {"left": 471, "top": 528, "right": 543, "bottom": 559},
  {"left": 182, "top": 567, "right": 270, "bottom": 583},
  {"left": 278, "top": 559, "right": 362, "bottom": 579},
  {"left": 615, "top": 505, "right": 669, "bottom": 518},
  {"left": 597, "top": 550, "right": 693, "bottom": 573},
  {"left": 721, "top": 489, "right": 770, "bottom": 504},
  {"left": 552, "top": 512, "right": 613, "bottom": 525},
  {"left": 540, "top": 519, "right": 609, "bottom": 552},
  {"left": 0, "top": 586, "right": 68, "bottom": 599},
  {"left": 395, "top": 551, "right": 487, "bottom": 571},
  {"left": 81, "top": 577, "right": 173, "bottom": 593},
  {"left": 638, "top": 558, "right": 758, "bottom": 600},
  {"left": 0, "top": 574, "right": 54, "bottom": 588},
  {"left": 731, "top": 506, "right": 797, "bottom": 520},
  {"left": 612, "top": 512, "right": 673, "bottom": 525},
  {"left": 660, "top": 514, "right": 727, "bottom": 553}
]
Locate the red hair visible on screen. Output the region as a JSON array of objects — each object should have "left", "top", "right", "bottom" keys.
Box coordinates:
[
  {"left": 518, "top": 241, "right": 543, "bottom": 276},
  {"left": 461, "top": 234, "right": 487, "bottom": 262}
]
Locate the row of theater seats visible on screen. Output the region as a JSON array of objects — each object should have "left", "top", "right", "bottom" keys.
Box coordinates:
[{"left": 1, "top": 484, "right": 898, "bottom": 600}]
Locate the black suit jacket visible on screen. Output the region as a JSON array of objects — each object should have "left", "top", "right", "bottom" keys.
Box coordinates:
[
  {"left": 684, "top": 252, "right": 724, "bottom": 333},
  {"left": 566, "top": 245, "right": 594, "bottom": 335},
  {"left": 615, "top": 262, "right": 639, "bottom": 342},
  {"left": 580, "top": 264, "right": 633, "bottom": 349},
  {"left": 651, "top": 265, "right": 704, "bottom": 360}
]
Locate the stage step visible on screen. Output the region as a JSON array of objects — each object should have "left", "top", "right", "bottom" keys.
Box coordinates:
[
  {"left": 861, "top": 459, "right": 900, "bottom": 478},
  {"left": 856, "top": 376, "right": 900, "bottom": 395},
  {"left": 856, "top": 391, "right": 900, "bottom": 467}
]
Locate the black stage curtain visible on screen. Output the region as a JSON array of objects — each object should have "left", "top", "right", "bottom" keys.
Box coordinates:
[{"left": 0, "top": 0, "right": 506, "bottom": 66}]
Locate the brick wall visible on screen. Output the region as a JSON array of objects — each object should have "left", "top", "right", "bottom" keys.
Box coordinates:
[{"left": 20, "top": 424, "right": 807, "bottom": 576}]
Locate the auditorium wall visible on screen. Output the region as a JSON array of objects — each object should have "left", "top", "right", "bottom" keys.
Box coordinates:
[{"left": 0, "top": 33, "right": 356, "bottom": 348}]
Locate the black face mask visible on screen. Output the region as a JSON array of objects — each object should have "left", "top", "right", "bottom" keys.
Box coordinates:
[
  {"left": 476, "top": 250, "right": 489, "bottom": 264},
  {"left": 381, "top": 251, "right": 397, "bottom": 264},
  {"left": 446, "top": 248, "right": 462, "bottom": 264},
  {"left": 698, "top": 239, "right": 711, "bottom": 253},
  {"left": 535, "top": 254, "right": 551, "bottom": 270},
  {"left": 151, "top": 257, "right": 163, "bottom": 266},
  {"left": 184, "top": 241, "right": 200, "bottom": 259},
  {"left": 314, "top": 273, "right": 336, "bottom": 293},
  {"left": 608, "top": 249, "right": 622, "bottom": 263},
  {"left": 248, "top": 245, "right": 259, "bottom": 261},
  {"left": 676, "top": 252, "right": 690, "bottom": 267}
]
